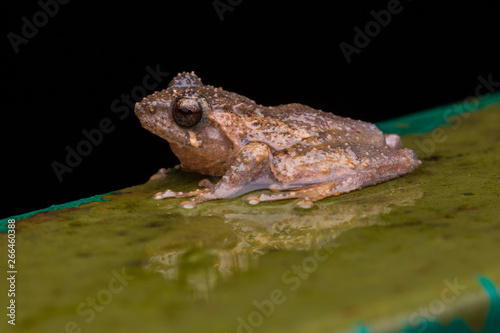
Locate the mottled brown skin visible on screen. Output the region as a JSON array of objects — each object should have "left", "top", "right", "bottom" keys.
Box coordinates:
[{"left": 135, "top": 72, "right": 421, "bottom": 208}]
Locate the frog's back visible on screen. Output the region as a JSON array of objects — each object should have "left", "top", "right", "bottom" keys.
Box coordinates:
[{"left": 258, "top": 103, "right": 386, "bottom": 148}]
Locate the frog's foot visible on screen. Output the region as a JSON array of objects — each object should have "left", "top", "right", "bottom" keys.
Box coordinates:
[
  {"left": 149, "top": 165, "right": 181, "bottom": 181},
  {"left": 156, "top": 179, "right": 215, "bottom": 209},
  {"left": 149, "top": 168, "right": 169, "bottom": 181},
  {"left": 246, "top": 191, "right": 312, "bottom": 208},
  {"left": 247, "top": 189, "right": 329, "bottom": 209},
  {"left": 245, "top": 179, "right": 358, "bottom": 209},
  {"left": 154, "top": 188, "right": 209, "bottom": 200},
  {"left": 153, "top": 187, "right": 215, "bottom": 208},
  {"left": 152, "top": 175, "right": 212, "bottom": 203},
  {"left": 198, "top": 178, "right": 215, "bottom": 190},
  {"left": 177, "top": 193, "right": 218, "bottom": 209}
]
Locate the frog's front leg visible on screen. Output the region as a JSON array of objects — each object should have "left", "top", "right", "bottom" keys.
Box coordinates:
[{"left": 155, "top": 142, "right": 272, "bottom": 208}]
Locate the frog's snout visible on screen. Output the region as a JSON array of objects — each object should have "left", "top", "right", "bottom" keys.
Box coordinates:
[
  {"left": 134, "top": 102, "right": 143, "bottom": 115},
  {"left": 134, "top": 101, "right": 156, "bottom": 117}
]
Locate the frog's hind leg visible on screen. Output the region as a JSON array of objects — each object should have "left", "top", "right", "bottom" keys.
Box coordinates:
[
  {"left": 248, "top": 158, "right": 421, "bottom": 208},
  {"left": 246, "top": 170, "right": 389, "bottom": 208}
]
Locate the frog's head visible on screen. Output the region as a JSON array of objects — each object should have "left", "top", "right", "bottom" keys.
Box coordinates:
[{"left": 135, "top": 72, "right": 240, "bottom": 175}]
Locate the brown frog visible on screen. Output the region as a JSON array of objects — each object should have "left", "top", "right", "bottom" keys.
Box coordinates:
[{"left": 135, "top": 72, "right": 421, "bottom": 208}]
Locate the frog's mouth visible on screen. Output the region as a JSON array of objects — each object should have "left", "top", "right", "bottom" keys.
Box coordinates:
[{"left": 134, "top": 100, "right": 153, "bottom": 124}]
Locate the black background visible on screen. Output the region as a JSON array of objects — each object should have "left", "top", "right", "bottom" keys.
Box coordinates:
[{"left": 2, "top": 0, "right": 499, "bottom": 218}]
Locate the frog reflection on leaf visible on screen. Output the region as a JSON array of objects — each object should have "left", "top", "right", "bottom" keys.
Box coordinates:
[{"left": 143, "top": 184, "right": 422, "bottom": 300}]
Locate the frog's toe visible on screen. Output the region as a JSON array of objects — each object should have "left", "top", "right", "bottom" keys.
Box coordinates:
[
  {"left": 179, "top": 190, "right": 219, "bottom": 208},
  {"left": 246, "top": 195, "right": 261, "bottom": 205},
  {"left": 247, "top": 190, "right": 316, "bottom": 208},
  {"left": 295, "top": 199, "right": 314, "bottom": 209},
  {"left": 269, "top": 184, "right": 284, "bottom": 192},
  {"left": 153, "top": 189, "right": 178, "bottom": 199},
  {"left": 198, "top": 178, "right": 215, "bottom": 189},
  {"left": 180, "top": 200, "right": 196, "bottom": 209},
  {"left": 149, "top": 168, "right": 169, "bottom": 181},
  {"left": 154, "top": 187, "right": 209, "bottom": 200},
  {"left": 246, "top": 191, "right": 301, "bottom": 204}
]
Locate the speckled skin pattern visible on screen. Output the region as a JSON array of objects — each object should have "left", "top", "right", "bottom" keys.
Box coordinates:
[{"left": 135, "top": 72, "right": 421, "bottom": 208}]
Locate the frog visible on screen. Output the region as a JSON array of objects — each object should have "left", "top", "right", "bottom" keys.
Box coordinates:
[{"left": 134, "top": 72, "right": 421, "bottom": 209}]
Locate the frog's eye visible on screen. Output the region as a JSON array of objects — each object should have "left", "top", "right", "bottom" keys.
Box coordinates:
[{"left": 173, "top": 97, "right": 203, "bottom": 128}]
